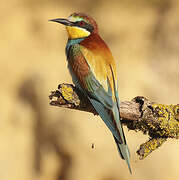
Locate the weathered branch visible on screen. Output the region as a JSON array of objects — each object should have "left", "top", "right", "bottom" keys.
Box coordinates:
[{"left": 49, "top": 83, "right": 179, "bottom": 159}]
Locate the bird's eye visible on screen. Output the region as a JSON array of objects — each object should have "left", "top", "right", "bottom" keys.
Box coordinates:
[{"left": 79, "top": 21, "right": 85, "bottom": 26}]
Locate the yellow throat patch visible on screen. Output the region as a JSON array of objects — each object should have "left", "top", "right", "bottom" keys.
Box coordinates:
[{"left": 66, "top": 26, "right": 90, "bottom": 39}]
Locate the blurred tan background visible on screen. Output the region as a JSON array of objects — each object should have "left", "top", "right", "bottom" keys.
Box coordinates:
[{"left": 0, "top": 0, "right": 179, "bottom": 180}]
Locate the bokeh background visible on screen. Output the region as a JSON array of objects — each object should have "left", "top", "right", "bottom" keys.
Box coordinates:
[{"left": 1, "top": 0, "right": 179, "bottom": 180}]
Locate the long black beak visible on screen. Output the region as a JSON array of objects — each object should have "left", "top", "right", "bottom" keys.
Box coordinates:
[{"left": 49, "top": 18, "right": 74, "bottom": 26}]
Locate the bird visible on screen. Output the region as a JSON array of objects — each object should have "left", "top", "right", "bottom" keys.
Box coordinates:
[{"left": 49, "top": 12, "right": 132, "bottom": 173}]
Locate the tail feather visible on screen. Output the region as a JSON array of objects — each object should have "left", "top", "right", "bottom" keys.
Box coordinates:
[{"left": 113, "top": 136, "right": 132, "bottom": 174}]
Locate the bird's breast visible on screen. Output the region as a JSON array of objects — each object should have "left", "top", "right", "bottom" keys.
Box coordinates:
[{"left": 67, "top": 44, "right": 90, "bottom": 88}]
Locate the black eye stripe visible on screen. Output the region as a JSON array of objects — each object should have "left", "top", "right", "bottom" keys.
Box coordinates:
[{"left": 74, "top": 21, "right": 94, "bottom": 33}]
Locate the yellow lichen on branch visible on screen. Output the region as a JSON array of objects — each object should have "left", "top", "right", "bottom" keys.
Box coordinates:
[
  {"left": 137, "top": 138, "right": 167, "bottom": 160},
  {"left": 151, "top": 104, "right": 179, "bottom": 138}
]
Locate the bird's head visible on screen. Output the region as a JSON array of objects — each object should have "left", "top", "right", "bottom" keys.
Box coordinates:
[{"left": 49, "top": 13, "right": 98, "bottom": 39}]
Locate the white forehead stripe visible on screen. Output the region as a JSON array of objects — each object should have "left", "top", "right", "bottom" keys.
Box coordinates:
[{"left": 68, "top": 16, "right": 83, "bottom": 22}]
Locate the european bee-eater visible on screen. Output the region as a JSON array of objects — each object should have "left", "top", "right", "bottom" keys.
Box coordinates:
[{"left": 50, "top": 12, "right": 131, "bottom": 173}]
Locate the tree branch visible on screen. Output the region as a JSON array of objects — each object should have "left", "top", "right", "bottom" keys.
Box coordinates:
[{"left": 49, "top": 83, "right": 179, "bottom": 159}]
